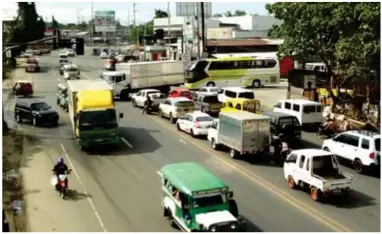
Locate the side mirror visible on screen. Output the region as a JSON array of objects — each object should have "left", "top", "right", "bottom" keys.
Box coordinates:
[
  {"left": 228, "top": 191, "right": 233, "bottom": 198},
  {"left": 119, "top": 113, "right": 124, "bottom": 118}
]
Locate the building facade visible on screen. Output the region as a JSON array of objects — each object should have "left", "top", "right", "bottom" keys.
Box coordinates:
[{"left": 175, "top": 2, "right": 212, "bottom": 18}]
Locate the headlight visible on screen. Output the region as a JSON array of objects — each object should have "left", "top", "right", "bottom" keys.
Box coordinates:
[
  {"left": 210, "top": 226, "right": 216, "bottom": 232},
  {"left": 230, "top": 223, "right": 236, "bottom": 229}
]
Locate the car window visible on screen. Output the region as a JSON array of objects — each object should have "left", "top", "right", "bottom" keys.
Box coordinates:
[
  {"left": 211, "top": 121, "right": 218, "bottom": 129},
  {"left": 175, "top": 101, "right": 194, "bottom": 107},
  {"left": 235, "top": 104, "right": 241, "bottom": 110},
  {"left": 180, "top": 91, "right": 191, "bottom": 97},
  {"left": 227, "top": 102, "right": 233, "bottom": 108},
  {"left": 200, "top": 88, "right": 206, "bottom": 92},
  {"left": 31, "top": 102, "right": 51, "bottom": 111},
  {"left": 210, "top": 88, "right": 219, "bottom": 93},
  {"left": 196, "top": 116, "right": 213, "bottom": 122},
  {"left": 346, "top": 135, "right": 360, "bottom": 147},
  {"left": 274, "top": 102, "right": 282, "bottom": 108},
  {"left": 225, "top": 90, "right": 237, "bottom": 98},
  {"left": 293, "top": 104, "right": 300, "bottom": 112},
  {"left": 238, "top": 92, "right": 254, "bottom": 99},
  {"left": 287, "top": 154, "right": 298, "bottom": 163},
  {"left": 203, "top": 95, "right": 219, "bottom": 103},
  {"left": 375, "top": 138, "right": 380, "bottom": 151},
  {"left": 305, "top": 158, "right": 310, "bottom": 171},
  {"left": 115, "top": 76, "right": 123, "bottom": 83},
  {"left": 361, "top": 139, "right": 370, "bottom": 150},
  {"left": 303, "top": 105, "right": 319, "bottom": 114},
  {"left": 299, "top": 155, "right": 306, "bottom": 168},
  {"left": 334, "top": 134, "right": 347, "bottom": 143},
  {"left": 284, "top": 102, "right": 291, "bottom": 109},
  {"left": 279, "top": 117, "right": 300, "bottom": 126}
]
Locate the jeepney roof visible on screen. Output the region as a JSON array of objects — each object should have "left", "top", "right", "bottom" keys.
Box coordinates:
[
  {"left": 225, "top": 98, "right": 259, "bottom": 104},
  {"left": 220, "top": 111, "right": 269, "bottom": 121},
  {"left": 67, "top": 79, "right": 113, "bottom": 92},
  {"left": 159, "top": 162, "right": 228, "bottom": 196},
  {"left": 16, "top": 80, "right": 32, "bottom": 84}
]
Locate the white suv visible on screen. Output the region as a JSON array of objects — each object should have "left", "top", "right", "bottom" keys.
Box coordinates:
[
  {"left": 159, "top": 97, "right": 195, "bottom": 123},
  {"left": 322, "top": 130, "right": 380, "bottom": 174}
]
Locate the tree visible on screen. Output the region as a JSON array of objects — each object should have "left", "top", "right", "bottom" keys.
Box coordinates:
[
  {"left": 154, "top": 9, "right": 168, "bottom": 18},
  {"left": 224, "top": 11, "right": 233, "bottom": 17},
  {"left": 213, "top": 13, "right": 223, "bottom": 17},
  {"left": 234, "top": 10, "right": 246, "bottom": 16},
  {"left": 266, "top": 2, "right": 380, "bottom": 103},
  {"left": 51, "top": 16, "right": 59, "bottom": 30}
]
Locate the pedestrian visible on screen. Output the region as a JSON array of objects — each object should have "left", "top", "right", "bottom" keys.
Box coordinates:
[{"left": 142, "top": 95, "right": 153, "bottom": 114}]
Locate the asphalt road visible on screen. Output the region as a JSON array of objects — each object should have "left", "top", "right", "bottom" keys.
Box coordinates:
[{"left": 3, "top": 48, "right": 380, "bottom": 232}]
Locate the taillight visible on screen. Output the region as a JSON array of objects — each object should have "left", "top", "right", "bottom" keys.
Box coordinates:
[
  {"left": 370, "top": 152, "right": 375, "bottom": 159},
  {"left": 194, "top": 120, "right": 201, "bottom": 128}
]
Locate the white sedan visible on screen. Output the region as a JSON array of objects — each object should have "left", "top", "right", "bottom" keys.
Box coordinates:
[{"left": 176, "top": 111, "right": 214, "bottom": 137}]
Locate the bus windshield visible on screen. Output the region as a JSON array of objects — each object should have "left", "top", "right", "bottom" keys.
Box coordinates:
[
  {"left": 185, "top": 61, "right": 197, "bottom": 71},
  {"left": 192, "top": 194, "right": 226, "bottom": 208},
  {"left": 78, "top": 109, "right": 117, "bottom": 130}
]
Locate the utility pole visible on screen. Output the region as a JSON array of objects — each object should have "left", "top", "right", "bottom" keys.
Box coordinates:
[
  {"left": 133, "top": 2, "right": 138, "bottom": 45},
  {"left": 143, "top": 25, "right": 147, "bottom": 60},
  {"left": 167, "top": 2, "right": 171, "bottom": 59},
  {"left": 90, "top": 3, "right": 94, "bottom": 46},
  {"left": 201, "top": 2, "right": 206, "bottom": 57},
  {"left": 196, "top": 4, "right": 200, "bottom": 59}
]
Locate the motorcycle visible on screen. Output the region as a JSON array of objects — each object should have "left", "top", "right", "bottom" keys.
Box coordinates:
[
  {"left": 280, "top": 142, "right": 291, "bottom": 167},
  {"left": 51, "top": 170, "right": 71, "bottom": 199},
  {"left": 317, "top": 122, "right": 337, "bottom": 139}
]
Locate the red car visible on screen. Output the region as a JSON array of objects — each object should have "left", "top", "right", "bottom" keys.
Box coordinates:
[{"left": 168, "top": 88, "right": 193, "bottom": 100}]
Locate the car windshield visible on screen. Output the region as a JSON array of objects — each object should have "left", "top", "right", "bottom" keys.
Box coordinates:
[
  {"left": 279, "top": 117, "right": 300, "bottom": 126},
  {"left": 192, "top": 194, "right": 226, "bottom": 208},
  {"left": 203, "top": 95, "right": 219, "bottom": 103},
  {"left": 67, "top": 68, "right": 78, "bottom": 72},
  {"left": 209, "top": 88, "right": 219, "bottom": 93},
  {"left": 180, "top": 91, "right": 191, "bottom": 97},
  {"left": 238, "top": 92, "right": 254, "bottom": 99},
  {"left": 175, "top": 101, "right": 194, "bottom": 107},
  {"left": 196, "top": 116, "right": 213, "bottom": 122},
  {"left": 78, "top": 109, "right": 117, "bottom": 130},
  {"left": 60, "top": 55, "right": 67, "bottom": 58},
  {"left": 31, "top": 102, "right": 51, "bottom": 111},
  {"left": 375, "top": 138, "right": 380, "bottom": 151}
]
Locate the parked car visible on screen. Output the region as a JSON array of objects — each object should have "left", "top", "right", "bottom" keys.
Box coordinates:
[
  {"left": 158, "top": 97, "right": 196, "bottom": 123},
  {"left": 176, "top": 111, "right": 214, "bottom": 137},
  {"left": 67, "top": 49, "right": 75, "bottom": 57},
  {"left": 194, "top": 93, "right": 221, "bottom": 115},
  {"left": 322, "top": 130, "right": 381, "bottom": 173},
  {"left": 168, "top": 88, "right": 193, "bottom": 100},
  {"left": 14, "top": 100, "right": 59, "bottom": 127},
  {"left": 92, "top": 48, "right": 101, "bottom": 56},
  {"left": 218, "top": 87, "right": 255, "bottom": 103},
  {"left": 284, "top": 149, "right": 353, "bottom": 201},
  {"left": 25, "top": 57, "right": 40, "bottom": 73},
  {"left": 100, "top": 52, "right": 108, "bottom": 59}
]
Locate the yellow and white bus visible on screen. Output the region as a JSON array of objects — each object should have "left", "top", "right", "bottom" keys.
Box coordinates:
[{"left": 184, "top": 56, "right": 280, "bottom": 89}]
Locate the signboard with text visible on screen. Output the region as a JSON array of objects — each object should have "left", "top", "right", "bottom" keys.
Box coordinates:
[{"left": 94, "top": 10, "right": 116, "bottom": 32}]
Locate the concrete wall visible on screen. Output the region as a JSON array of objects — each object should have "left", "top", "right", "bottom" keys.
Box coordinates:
[{"left": 207, "top": 28, "right": 233, "bottom": 39}]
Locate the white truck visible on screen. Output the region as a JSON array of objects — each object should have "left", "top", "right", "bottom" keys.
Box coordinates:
[
  {"left": 114, "top": 60, "right": 184, "bottom": 96},
  {"left": 207, "top": 111, "right": 271, "bottom": 159},
  {"left": 283, "top": 149, "right": 353, "bottom": 202}
]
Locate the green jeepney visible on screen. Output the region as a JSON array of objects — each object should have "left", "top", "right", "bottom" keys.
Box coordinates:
[
  {"left": 57, "top": 83, "right": 68, "bottom": 112},
  {"left": 159, "top": 162, "right": 246, "bottom": 232}
]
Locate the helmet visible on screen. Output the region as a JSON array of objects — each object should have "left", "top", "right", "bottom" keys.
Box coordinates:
[{"left": 57, "top": 157, "right": 64, "bottom": 164}]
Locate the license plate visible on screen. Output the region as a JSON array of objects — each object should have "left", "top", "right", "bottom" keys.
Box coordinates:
[
  {"left": 95, "top": 139, "right": 103, "bottom": 142},
  {"left": 332, "top": 189, "right": 342, "bottom": 193}
]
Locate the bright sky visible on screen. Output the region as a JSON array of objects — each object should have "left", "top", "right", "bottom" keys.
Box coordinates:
[{"left": 2, "top": 2, "right": 270, "bottom": 25}]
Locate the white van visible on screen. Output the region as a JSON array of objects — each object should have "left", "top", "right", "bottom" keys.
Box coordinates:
[
  {"left": 63, "top": 64, "right": 80, "bottom": 80},
  {"left": 273, "top": 99, "right": 323, "bottom": 128},
  {"left": 217, "top": 87, "right": 255, "bottom": 103}
]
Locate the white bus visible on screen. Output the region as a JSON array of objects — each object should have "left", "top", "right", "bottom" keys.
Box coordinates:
[{"left": 184, "top": 56, "right": 280, "bottom": 90}]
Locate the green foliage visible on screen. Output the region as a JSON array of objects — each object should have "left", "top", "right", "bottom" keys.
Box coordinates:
[
  {"left": 6, "top": 2, "right": 46, "bottom": 55},
  {"left": 266, "top": 2, "right": 380, "bottom": 86},
  {"left": 213, "top": 13, "right": 223, "bottom": 17},
  {"left": 221, "top": 10, "right": 247, "bottom": 17},
  {"left": 154, "top": 9, "right": 168, "bottom": 18}
]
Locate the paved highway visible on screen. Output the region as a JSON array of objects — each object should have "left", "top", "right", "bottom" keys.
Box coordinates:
[{"left": 3, "top": 48, "right": 380, "bottom": 232}]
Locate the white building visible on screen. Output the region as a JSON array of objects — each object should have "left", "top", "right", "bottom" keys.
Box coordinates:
[{"left": 176, "top": 2, "right": 212, "bottom": 18}]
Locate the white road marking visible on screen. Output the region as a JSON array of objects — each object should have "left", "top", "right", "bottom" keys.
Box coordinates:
[
  {"left": 121, "top": 137, "right": 133, "bottom": 148},
  {"left": 60, "top": 143, "right": 107, "bottom": 232},
  {"left": 180, "top": 139, "right": 187, "bottom": 145}
]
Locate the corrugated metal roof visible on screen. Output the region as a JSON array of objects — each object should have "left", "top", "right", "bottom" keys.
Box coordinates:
[{"left": 207, "top": 38, "right": 283, "bottom": 47}]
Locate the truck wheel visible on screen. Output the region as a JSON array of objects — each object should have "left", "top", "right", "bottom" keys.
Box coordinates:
[
  {"left": 32, "top": 117, "right": 38, "bottom": 126},
  {"left": 211, "top": 139, "right": 219, "bottom": 150},
  {"left": 229, "top": 148, "right": 239, "bottom": 159},
  {"left": 15, "top": 114, "right": 22, "bottom": 123},
  {"left": 229, "top": 199, "right": 239, "bottom": 217},
  {"left": 310, "top": 187, "right": 321, "bottom": 201},
  {"left": 354, "top": 158, "right": 364, "bottom": 174},
  {"left": 287, "top": 176, "right": 297, "bottom": 189}
]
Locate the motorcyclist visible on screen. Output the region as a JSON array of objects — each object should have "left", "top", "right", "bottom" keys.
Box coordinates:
[
  {"left": 142, "top": 95, "right": 153, "bottom": 114},
  {"left": 52, "top": 157, "right": 70, "bottom": 188},
  {"left": 273, "top": 133, "right": 283, "bottom": 163}
]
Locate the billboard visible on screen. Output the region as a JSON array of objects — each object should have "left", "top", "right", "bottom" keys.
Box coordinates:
[{"left": 94, "top": 11, "right": 116, "bottom": 32}]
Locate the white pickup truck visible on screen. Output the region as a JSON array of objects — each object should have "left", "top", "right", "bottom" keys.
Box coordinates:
[{"left": 283, "top": 149, "right": 353, "bottom": 201}]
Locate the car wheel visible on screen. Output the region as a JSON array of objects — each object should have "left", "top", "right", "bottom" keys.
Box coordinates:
[
  {"left": 159, "top": 109, "right": 164, "bottom": 118},
  {"left": 354, "top": 158, "right": 364, "bottom": 174},
  {"left": 211, "top": 139, "right": 219, "bottom": 150},
  {"left": 310, "top": 187, "right": 321, "bottom": 201},
  {"left": 15, "top": 114, "right": 21, "bottom": 123},
  {"left": 170, "top": 113, "right": 176, "bottom": 123},
  {"left": 32, "top": 117, "right": 37, "bottom": 126},
  {"left": 176, "top": 123, "right": 181, "bottom": 131},
  {"left": 190, "top": 129, "right": 195, "bottom": 137},
  {"left": 287, "top": 176, "right": 297, "bottom": 189},
  {"left": 132, "top": 100, "right": 137, "bottom": 107}
]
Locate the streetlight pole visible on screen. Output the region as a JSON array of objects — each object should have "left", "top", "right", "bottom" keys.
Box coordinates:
[{"left": 167, "top": 2, "right": 171, "bottom": 60}]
